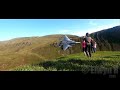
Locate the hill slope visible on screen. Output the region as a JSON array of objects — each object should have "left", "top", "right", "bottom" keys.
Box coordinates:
[
  {"left": 90, "top": 25, "right": 120, "bottom": 51},
  {"left": 0, "top": 34, "right": 82, "bottom": 70},
  {"left": 14, "top": 51, "right": 120, "bottom": 72},
  {"left": 0, "top": 25, "right": 120, "bottom": 70}
]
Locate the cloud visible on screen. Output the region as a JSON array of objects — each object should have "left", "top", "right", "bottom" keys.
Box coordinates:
[
  {"left": 57, "top": 20, "right": 120, "bottom": 37},
  {"left": 89, "top": 20, "right": 98, "bottom": 26},
  {"left": 58, "top": 30, "right": 71, "bottom": 34},
  {"left": 61, "top": 23, "right": 120, "bottom": 37}
]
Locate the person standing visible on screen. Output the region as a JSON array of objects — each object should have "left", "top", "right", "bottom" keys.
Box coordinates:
[
  {"left": 93, "top": 42, "right": 97, "bottom": 53},
  {"left": 85, "top": 33, "right": 92, "bottom": 57},
  {"left": 82, "top": 38, "right": 87, "bottom": 56},
  {"left": 91, "top": 39, "right": 95, "bottom": 53}
]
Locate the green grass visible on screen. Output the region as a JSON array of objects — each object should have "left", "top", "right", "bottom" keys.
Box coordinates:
[
  {"left": 0, "top": 34, "right": 120, "bottom": 72},
  {"left": 14, "top": 51, "right": 120, "bottom": 74}
]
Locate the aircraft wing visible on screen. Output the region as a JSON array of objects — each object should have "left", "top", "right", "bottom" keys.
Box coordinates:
[
  {"left": 75, "top": 42, "right": 81, "bottom": 43},
  {"left": 63, "top": 35, "right": 71, "bottom": 41},
  {"left": 63, "top": 43, "right": 72, "bottom": 50}
]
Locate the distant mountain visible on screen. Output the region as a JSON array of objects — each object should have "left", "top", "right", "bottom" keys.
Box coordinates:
[
  {"left": 0, "top": 25, "right": 120, "bottom": 70},
  {"left": 90, "top": 25, "right": 120, "bottom": 51}
]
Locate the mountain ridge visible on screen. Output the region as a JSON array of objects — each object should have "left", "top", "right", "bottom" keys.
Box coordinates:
[{"left": 0, "top": 25, "right": 120, "bottom": 70}]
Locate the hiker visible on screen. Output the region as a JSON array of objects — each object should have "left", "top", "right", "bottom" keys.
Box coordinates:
[
  {"left": 85, "top": 33, "right": 92, "bottom": 57},
  {"left": 82, "top": 38, "right": 87, "bottom": 56}
]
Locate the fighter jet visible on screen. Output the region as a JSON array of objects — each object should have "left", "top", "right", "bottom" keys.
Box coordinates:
[{"left": 59, "top": 35, "right": 81, "bottom": 50}]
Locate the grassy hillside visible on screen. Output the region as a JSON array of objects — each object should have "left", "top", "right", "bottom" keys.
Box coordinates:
[
  {"left": 14, "top": 51, "right": 120, "bottom": 75},
  {"left": 90, "top": 25, "right": 120, "bottom": 51},
  {"left": 0, "top": 25, "right": 120, "bottom": 70},
  {"left": 0, "top": 34, "right": 82, "bottom": 70}
]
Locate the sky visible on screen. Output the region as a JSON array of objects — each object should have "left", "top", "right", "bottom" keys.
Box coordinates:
[{"left": 0, "top": 19, "right": 119, "bottom": 41}]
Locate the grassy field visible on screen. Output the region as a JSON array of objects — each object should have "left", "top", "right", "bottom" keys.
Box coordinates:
[
  {"left": 0, "top": 34, "right": 120, "bottom": 73},
  {"left": 14, "top": 51, "right": 120, "bottom": 75}
]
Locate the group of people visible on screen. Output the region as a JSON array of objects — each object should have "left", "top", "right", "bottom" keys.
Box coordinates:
[{"left": 82, "top": 33, "right": 97, "bottom": 57}]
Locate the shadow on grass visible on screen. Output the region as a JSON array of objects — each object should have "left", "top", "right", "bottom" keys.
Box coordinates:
[
  {"left": 113, "top": 55, "right": 120, "bottom": 57},
  {"left": 34, "top": 59, "right": 118, "bottom": 71},
  {"left": 103, "top": 54, "right": 120, "bottom": 58},
  {"left": 57, "top": 56, "right": 66, "bottom": 59},
  {"left": 103, "top": 56, "right": 117, "bottom": 58}
]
